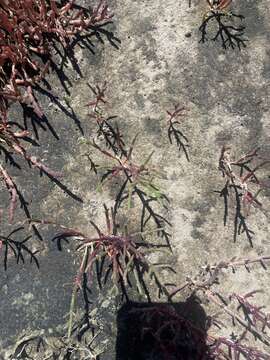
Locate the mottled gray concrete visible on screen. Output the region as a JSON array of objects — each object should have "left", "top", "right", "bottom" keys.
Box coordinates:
[{"left": 1, "top": 0, "right": 270, "bottom": 358}]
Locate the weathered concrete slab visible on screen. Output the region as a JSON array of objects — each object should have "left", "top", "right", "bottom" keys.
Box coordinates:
[{"left": 1, "top": 0, "right": 270, "bottom": 358}]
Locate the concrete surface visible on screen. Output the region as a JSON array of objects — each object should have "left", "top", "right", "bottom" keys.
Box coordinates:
[{"left": 0, "top": 0, "right": 270, "bottom": 358}]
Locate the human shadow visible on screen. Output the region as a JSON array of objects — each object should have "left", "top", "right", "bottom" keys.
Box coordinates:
[{"left": 116, "top": 296, "right": 210, "bottom": 360}]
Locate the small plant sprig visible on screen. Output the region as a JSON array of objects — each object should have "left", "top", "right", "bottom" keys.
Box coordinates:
[
  {"left": 208, "top": 336, "right": 270, "bottom": 359},
  {"left": 86, "top": 82, "right": 108, "bottom": 113},
  {"left": 166, "top": 104, "right": 190, "bottom": 161},
  {"left": 169, "top": 255, "right": 270, "bottom": 358},
  {"left": 199, "top": 0, "right": 247, "bottom": 49},
  {"left": 86, "top": 82, "right": 126, "bottom": 155},
  {"left": 91, "top": 134, "right": 159, "bottom": 198},
  {"left": 218, "top": 146, "right": 270, "bottom": 244},
  {"left": 85, "top": 133, "right": 171, "bottom": 242},
  {"left": 170, "top": 255, "right": 270, "bottom": 299}
]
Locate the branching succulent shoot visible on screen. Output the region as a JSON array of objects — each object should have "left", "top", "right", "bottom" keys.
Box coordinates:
[
  {"left": 42, "top": 205, "right": 168, "bottom": 338},
  {"left": 85, "top": 133, "right": 171, "bottom": 242},
  {"left": 218, "top": 146, "right": 270, "bottom": 244}
]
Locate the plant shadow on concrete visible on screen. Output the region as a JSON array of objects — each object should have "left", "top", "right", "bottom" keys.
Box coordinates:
[
  {"left": 166, "top": 104, "right": 190, "bottom": 162},
  {"left": 0, "top": 227, "right": 39, "bottom": 270},
  {"left": 199, "top": 0, "right": 247, "bottom": 50},
  {"left": 216, "top": 146, "right": 270, "bottom": 246}
]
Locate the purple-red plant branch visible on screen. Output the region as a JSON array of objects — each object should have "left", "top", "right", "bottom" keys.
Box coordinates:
[
  {"left": 219, "top": 146, "right": 270, "bottom": 216},
  {"left": 0, "top": 164, "right": 17, "bottom": 223},
  {"left": 0, "top": 118, "right": 62, "bottom": 222},
  {"left": 232, "top": 291, "right": 270, "bottom": 333},
  {"left": 86, "top": 82, "right": 107, "bottom": 113}
]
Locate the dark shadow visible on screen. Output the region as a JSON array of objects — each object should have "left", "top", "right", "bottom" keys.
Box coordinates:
[
  {"left": 116, "top": 296, "right": 210, "bottom": 360},
  {"left": 112, "top": 183, "right": 172, "bottom": 249},
  {"left": 215, "top": 184, "right": 254, "bottom": 246},
  {"left": 49, "top": 55, "right": 72, "bottom": 95},
  {"left": 95, "top": 117, "right": 125, "bottom": 155},
  {"left": 0, "top": 145, "right": 22, "bottom": 169},
  {"left": 232, "top": 185, "right": 254, "bottom": 246},
  {"left": 199, "top": 11, "right": 247, "bottom": 50},
  {"left": 34, "top": 84, "right": 84, "bottom": 134},
  {"left": 39, "top": 22, "right": 120, "bottom": 102},
  {"left": 72, "top": 274, "right": 94, "bottom": 341},
  {"left": 135, "top": 187, "right": 172, "bottom": 248},
  {"left": 168, "top": 121, "right": 190, "bottom": 161},
  {"left": 89, "top": 23, "right": 121, "bottom": 50},
  {"left": 22, "top": 104, "right": 60, "bottom": 140},
  {"left": 0, "top": 227, "right": 39, "bottom": 270},
  {"left": 63, "top": 22, "right": 121, "bottom": 57},
  {"left": 46, "top": 173, "right": 83, "bottom": 203},
  {"left": 15, "top": 185, "right": 43, "bottom": 241}
]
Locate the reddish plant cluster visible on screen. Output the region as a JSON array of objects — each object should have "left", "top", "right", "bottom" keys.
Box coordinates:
[
  {"left": 0, "top": 1, "right": 112, "bottom": 223},
  {"left": 50, "top": 204, "right": 165, "bottom": 295},
  {"left": 0, "top": 0, "right": 112, "bottom": 116},
  {"left": 41, "top": 205, "right": 167, "bottom": 338}
]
